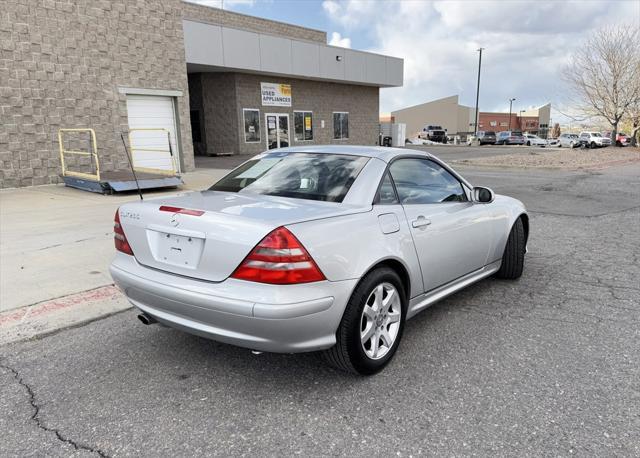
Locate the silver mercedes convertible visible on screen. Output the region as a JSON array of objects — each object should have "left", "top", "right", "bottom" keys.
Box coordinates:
[{"left": 110, "top": 146, "right": 528, "bottom": 375}]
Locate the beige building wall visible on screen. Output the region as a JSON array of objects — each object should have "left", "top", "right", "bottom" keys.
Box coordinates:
[
  {"left": 391, "top": 95, "right": 471, "bottom": 138},
  {"left": 537, "top": 103, "right": 551, "bottom": 126},
  {"left": 457, "top": 105, "right": 474, "bottom": 135}
]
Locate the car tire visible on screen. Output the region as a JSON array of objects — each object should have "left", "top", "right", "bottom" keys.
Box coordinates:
[
  {"left": 526, "top": 141, "right": 531, "bottom": 146},
  {"left": 591, "top": 141, "right": 596, "bottom": 148},
  {"left": 495, "top": 218, "right": 526, "bottom": 280},
  {"left": 323, "top": 267, "right": 406, "bottom": 375}
]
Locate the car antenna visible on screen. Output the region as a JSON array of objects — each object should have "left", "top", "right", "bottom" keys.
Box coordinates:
[{"left": 120, "top": 132, "right": 143, "bottom": 201}]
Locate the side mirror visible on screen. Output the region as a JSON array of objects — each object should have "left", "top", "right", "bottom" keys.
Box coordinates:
[{"left": 473, "top": 186, "right": 494, "bottom": 203}]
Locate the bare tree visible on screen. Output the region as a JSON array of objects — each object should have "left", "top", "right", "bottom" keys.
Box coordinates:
[
  {"left": 563, "top": 25, "right": 640, "bottom": 146},
  {"left": 628, "top": 100, "right": 640, "bottom": 147},
  {"left": 551, "top": 123, "right": 561, "bottom": 138}
]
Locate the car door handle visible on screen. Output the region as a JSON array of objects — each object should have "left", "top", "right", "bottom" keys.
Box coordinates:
[{"left": 412, "top": 216, "right": 431, "bottom": 228}]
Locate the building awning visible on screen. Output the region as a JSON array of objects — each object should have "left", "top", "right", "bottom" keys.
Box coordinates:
[{"left": 183, "top": 20, "right": 403, "bottom": 88}]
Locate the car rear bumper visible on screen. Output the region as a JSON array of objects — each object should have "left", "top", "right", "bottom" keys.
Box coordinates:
[{"left": 110, "top": 253, "right": 358, "bottom": 353}]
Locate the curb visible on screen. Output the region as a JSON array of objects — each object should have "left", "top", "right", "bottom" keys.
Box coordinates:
[{"left": 0, "top": 285, "right": 132, "bottom": 346}]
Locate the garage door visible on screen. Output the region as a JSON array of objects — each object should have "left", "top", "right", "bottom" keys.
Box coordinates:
[{"left": 126, "top": 95, "right": 180, "bottom": 172}]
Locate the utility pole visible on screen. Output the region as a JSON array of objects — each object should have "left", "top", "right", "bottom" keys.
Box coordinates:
[
  {"left": 519, "top": 110, "right": 525, "bottom": 131},
  {"left": 508, "top": 98, "right": 516, "bottom": 131},
  {"left": 474, "top": 48, "right": 484, "bottom": 137}
]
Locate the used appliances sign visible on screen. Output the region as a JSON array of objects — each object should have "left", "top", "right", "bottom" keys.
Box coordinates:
[{"left": 261, "top": 82, "right": 291, "bottom": 107}]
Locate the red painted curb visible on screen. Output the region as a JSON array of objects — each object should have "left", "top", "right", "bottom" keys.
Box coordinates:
[{"left": 0, "top": 285, "right": 121, "bottom": 327}]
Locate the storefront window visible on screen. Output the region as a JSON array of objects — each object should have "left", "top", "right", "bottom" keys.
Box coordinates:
[
  {"left": 294, "top": 111, "right": 313, "bottom": 141},
  {"left": 243, "top": 109, "right": 260, "bottom": 143},
  {"left": 333, "top": 112, "right": 349, "bottom": 140}
]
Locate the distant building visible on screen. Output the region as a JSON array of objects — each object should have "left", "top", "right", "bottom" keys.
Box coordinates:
[
  {"left": 392, "top": 95, "right": 551, "bottom": 138},
  {"left": 391, "top": 95, "right": 474, "bottom": 138},
  {"left": 479, "top": 104, "right": 551, "bottom": 137}
]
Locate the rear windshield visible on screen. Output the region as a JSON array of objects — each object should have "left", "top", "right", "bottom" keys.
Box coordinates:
[{"left": 209, "top": 152, "right": 369, "bottom": 203}]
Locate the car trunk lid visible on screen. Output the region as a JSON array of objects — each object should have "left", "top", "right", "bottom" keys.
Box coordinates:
[{"left": 117, "top": 191, "right": 370, "bottom": 282}]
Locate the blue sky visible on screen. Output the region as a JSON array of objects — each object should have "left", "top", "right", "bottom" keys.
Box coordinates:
[{"left": 191, "top": 0, "right": 640, "bottom": 119}]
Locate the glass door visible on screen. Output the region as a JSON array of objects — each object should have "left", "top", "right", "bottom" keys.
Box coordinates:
[
  {"left": 277, "top": 114, "right": 289, "bottom": 148},
  {"left": 265, "top": 114, "right": 289, "bottom": 150}
]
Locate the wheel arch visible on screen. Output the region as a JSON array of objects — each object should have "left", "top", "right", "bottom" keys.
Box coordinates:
[{"left": 359, "top": 257, "right": 412, "bottom": 305}]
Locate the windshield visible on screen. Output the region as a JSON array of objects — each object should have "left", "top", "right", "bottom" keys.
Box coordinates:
[
  {"left": 592, "top": 133, "right": 602, "bottom": 137},
  {"left": 209, "top": 152, "right": 369, "bottom": 203}
]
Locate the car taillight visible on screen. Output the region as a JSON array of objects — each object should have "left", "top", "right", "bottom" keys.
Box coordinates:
[
  {"left": 114, "top": 209, "right": 134, "bottom": 256},
  {"left": 231, "top": 227, "right": 325, "bottom": 284}
]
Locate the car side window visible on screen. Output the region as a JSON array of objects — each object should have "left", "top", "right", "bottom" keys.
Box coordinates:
[
  {"left": 389, "top": 158, "right": 468, "bottom": 204},
  {"left": 375, "top": 171, "right": 399, "bottom": 205}
]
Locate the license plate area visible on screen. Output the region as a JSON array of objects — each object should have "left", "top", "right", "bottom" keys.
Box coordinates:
[{"left": 147, "top": 230, "right": 204, "bottom": 269}]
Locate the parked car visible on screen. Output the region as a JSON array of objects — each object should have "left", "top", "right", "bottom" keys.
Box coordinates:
[
  {"left": 578, "top": 132, "right": 611, "bottom": 148},
  {"left": 418, "top": 124, "right": 447, "bottom": 143},
  {"left": 496, "top": 131, "right": 525, "bottom": 145},
  {"left": 604, "top": 131, "right": 630, "bottom": 146},
  {"left": 558, "top": 133, "right": 580, "bottom": 148},
  {"left": 523, "top": 133, "right": 548, "bottom": 147},
  {"left": 476, "top": 130, "right": 497, "bottom": 145},
  {"left": 110, "top": 146, "right": 528, "bottom": 375}
]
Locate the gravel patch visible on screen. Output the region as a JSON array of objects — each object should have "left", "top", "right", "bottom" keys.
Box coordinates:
[{"left": 453, "top": 146, "right": 640, "bottom": 169}]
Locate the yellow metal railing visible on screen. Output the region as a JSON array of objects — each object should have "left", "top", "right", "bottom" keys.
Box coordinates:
[
  {"left": 58, "top": 128, "right": 100, "bottom": 181},
  {"left": 127, "top": 128, "right": 178, "bottom": 176}
]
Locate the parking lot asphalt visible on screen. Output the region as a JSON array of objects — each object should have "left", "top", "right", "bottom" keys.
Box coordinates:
[{"left": 1, "top": 161, "right": 639, "bottom": 457}]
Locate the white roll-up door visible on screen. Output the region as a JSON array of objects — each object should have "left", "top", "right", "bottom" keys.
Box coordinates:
[{"left": 126, "top": 95, "right": 180, "bottom": 172}]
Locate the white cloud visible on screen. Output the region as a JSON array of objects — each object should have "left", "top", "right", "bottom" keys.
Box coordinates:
[
  {"left": 328, "top": 32, "right": 351, "bottom": 48},
  {"left": 321, "top": 0, "right": 638, "bottom": 117}
]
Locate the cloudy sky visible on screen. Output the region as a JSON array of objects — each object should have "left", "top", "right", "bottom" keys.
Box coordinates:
[{"left": 192, "top": 0, "right": 639, "bottom": 118}]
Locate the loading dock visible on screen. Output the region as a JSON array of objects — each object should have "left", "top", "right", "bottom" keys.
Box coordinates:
[{"left": 58, "top": 128, "right": 182, "bottom": 194}]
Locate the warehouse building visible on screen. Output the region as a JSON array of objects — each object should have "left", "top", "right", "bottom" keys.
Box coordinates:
[
  {"left": 391, "top": 95, "right": 475, "bottom": 139},
  {"left": 392, "top": 95, "right": 551, "bottom": 140},
  {"left": 1, "top": 1, "right": 403, "bottom": 188}
]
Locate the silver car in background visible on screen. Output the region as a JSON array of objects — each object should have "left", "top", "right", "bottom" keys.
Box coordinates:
[
  {"left": 110, "top": 146, "right": 528, "bottom": 375},
  {"left": 558, "top": 133, "right": 580, "bottom": 148}
]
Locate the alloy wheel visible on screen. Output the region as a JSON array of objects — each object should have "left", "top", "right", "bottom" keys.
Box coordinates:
[{"left": 360, "top": 282, "right": 402, "bottom": 360}]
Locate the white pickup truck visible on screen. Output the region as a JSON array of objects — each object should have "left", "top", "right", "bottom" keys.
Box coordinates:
[{"left": 417, "top": 125, "right": 447, "bottom": 143}]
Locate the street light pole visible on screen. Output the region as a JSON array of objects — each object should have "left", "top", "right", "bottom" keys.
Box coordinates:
[
  {"left": 474, "top": 48, "right": 484, "bottom": 137},
  {"left": 508, "top": 98, "right": 516, "bottom": 131}
]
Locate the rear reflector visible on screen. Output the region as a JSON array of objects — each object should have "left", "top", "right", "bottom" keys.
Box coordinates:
[
  {"left": 159, "top": 205, "right": 204, "bottom": 216},
  {"left": 114, "top": 210, "right": 134, "bottom": 255},
  {"left": 231, "top": 227, "right": 325, "bottom": 284}
]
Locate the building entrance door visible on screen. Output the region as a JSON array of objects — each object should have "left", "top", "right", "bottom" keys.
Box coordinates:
[{"left": 265, "top": 114, "right": 290, "bottom": 150}]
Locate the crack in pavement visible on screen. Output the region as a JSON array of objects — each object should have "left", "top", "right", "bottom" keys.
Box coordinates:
[{"left": 0, "top": 360, "right": 110, "bottom": 458}]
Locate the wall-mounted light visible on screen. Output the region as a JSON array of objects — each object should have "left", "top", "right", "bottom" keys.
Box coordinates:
[{"left": 336, "top": 55, "right": 342, "bottom": 62}]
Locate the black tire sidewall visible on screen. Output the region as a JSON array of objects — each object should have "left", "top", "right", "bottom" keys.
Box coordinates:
[{"left": 345, "top": 268, "right": 406, "bottom": 375}]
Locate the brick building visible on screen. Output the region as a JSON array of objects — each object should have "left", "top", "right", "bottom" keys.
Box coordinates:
[
  {"left": 478, "top": 104, "right": 551, "bottom": 136},
  {"left": 0, "top": 1, "right": 403, "bottom": 188}
]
